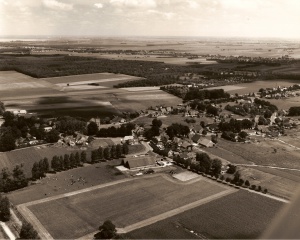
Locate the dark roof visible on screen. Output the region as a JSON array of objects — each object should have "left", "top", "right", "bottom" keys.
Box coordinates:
[
  {"left": 124, "top": 156, "right": 156, "bottom": 169},
  {"left": 192, "top": 134, "right": 201, "bottom": 143}
]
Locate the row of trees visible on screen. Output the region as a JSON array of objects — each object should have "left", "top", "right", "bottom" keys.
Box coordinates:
[
  {"left": 218, "top": 118, "right": 253, "bottom": 133},
  {"left": 91, "top": 144, "right": 128, "bottom": 162},
  {"left": 184, "top": 88, "right": 230, "bottom": 101},
  {"left": 32, "top": 152, "right": 87, "bottom": 179},
  {"left": 173, "top": 152, "right": 222, "bottom": 177},
  {"left": 96, "top": 123, "right": 136, "bottom": 138},
  {"left": 32, "top": 158, "right": 50, "bottom": 180},
  {"left": 0, "top": 165, "right": 28, "bottom": 192}
]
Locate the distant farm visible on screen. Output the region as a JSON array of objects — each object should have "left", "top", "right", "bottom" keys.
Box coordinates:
[{"left": 0, "top": 71, "right": 181, "bottom": 119}]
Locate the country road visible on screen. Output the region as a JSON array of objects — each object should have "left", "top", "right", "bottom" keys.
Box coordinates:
[{"left": 0, "top": 222, "right": 16, "bottom": 240}]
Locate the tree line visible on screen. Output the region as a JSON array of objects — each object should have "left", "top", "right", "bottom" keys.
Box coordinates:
[
  {"left": 91, "top": 144, "right": 128, "bottom": 163},
  {"left": 173, "top": 152, "right": 222, "bottom": 177},
  {"left": 0, "top": 165, "right": 28, "bottom": 193}
]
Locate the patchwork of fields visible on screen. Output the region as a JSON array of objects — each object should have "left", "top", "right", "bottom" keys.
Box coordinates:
[
  {"left": 20, "top": 175, "right": 232, "bottom": 239},
  {"left": 0, "top": 71, "right": 181, "bottom": 118}
]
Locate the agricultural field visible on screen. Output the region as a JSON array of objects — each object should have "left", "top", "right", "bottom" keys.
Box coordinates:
[
  {"left": 206, "top": 138, "right": 300, "bottom": 199},
  {"left": 0, "top": 71, "right": 182, "bottom": 118},
  {"left": 0, "top": 145, "right": 83, "bottom": 178},
  {"left": 127, "top": 190, "right": 284, "bottom": 239},
  {"left": 24, "top": 175, "right": 230, "bottom": 239},
  {"left": 7, "top": 159, "right": 125, "bottom": 205},
  {"left": 217, "top": 79, "right": 300, "bottom": 95}
]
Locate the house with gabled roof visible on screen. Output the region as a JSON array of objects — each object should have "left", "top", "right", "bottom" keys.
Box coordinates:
[{"left": 198, "top": 138, "right": 215, "bottom": 148}]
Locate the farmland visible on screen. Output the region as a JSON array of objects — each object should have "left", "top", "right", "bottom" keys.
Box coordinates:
[
  {"left": 205, "top": 138, "right": 300, "bottom": 198},
  {"left": 7, "top": 159, "right": 125, "bottom": 205},
  {"left": 127, "top": 190, "right": 284, "bottom": 239},
  {"left": 22, "top": 175, "right": 231, "bottom": 239},
  {"left": 0, "top": 71, "right": 182, "bottom": 118},
  {"left": 0, "top": 145, "right": 81, "bottom": 177}
]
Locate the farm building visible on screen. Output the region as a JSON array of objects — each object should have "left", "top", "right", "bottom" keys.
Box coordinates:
[
  {"left": 122, "top": 156, "right": 156, "bottom": 169},
  {"left": 198, "top": 139, "right": 215, "bottom": 148}
]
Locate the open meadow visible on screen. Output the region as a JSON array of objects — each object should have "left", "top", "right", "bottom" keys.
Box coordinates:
[
  {"left": 127, "top": 190, "right": 284, "bottom": 239},
  {"left": 7, "top": 159, "right": 125, "bottom": 205},
  {"left": 0, "top": 145, "right": 82, "bottom": 178},
  {"left": 206, "top": 139, "right": 300, "bottom": 199},
  {"left": 22, "top": 175, "right": 230, "bottom": 239}
]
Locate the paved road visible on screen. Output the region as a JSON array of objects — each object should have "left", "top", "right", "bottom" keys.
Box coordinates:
[
  {"left": 0, "top": 222, "right": 16, "bottom": 240},
  {"left": 235, "top": 163, "right": 300, "bottom": 172}
]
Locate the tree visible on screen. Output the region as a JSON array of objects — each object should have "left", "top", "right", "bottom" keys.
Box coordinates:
[
  {"left": 116, "top": 144, "right": 123, "bottom": 158},
  {"left": 69, "top": 153, "right": 75, "bottom": 167},
  {"left": 87, "top": 122, "right": 98, "bottom": 136},
  {"left": 32, "top": 162, "right": 40, "bottom": 180},
  {"left": 96, "top": 220, "right": 117, "bottom": 239},
  {"left": 196, "top": 153, "right": 212, "bottom": 173},
  {"left": 64, "top": 154, "right": 70, "bottom": 169},
  {"left": 45, "top": 129, "right": 60, "bottom": 143},
  {"left": 111, "top": 145, "right": 117, "bottom": 159},
  {"left": 263, "top": 188, "right": 268, "bottom": 194},
  {"left": 0, "top": 132, "right": 16, "bottom": 152},
  {"left": 226, "top": 164, "right": 237, "bottom": 174},
  {"left": 12, "top": 165, "right": 28, "bottom": 189},
  {"left": 0, "top": 195, "right": 10, "bottom": 221},
  {"left": 42, "top": 158, "right": 50, "bottom": 173},
  {"left": 257, "top": 186, "right": 262, "bottom": 192},
  {"left": 97, "top": 147, "right": 103, "bottom": 160},
  {"left": 51, "top": 156, "right": 59, "bottom": 171},
  {"left": 81, "top": 151, "right": 87, "bottom": 163},
  {"left": 152, "top": 118, "right": 162, "bottom": 128},
  {"left": 233, "top": 171, "right": 240, "bottom": 183},
  {"left": 19, "top": 222, "right": 39, "bottom": 239},
  {"left": 91, "top": 150, "right": 98, "bottom": 163},
  {"left": 211, "top": 158, "right": 222, "bottom": 176},
  {"left": 245, "top": 180, "right": 250, "bottom": 187},
  {"left": 123, "top": 144, "right": 129, "bottom": 155},
  {"left": 75, "top": 152, "right": 80, "bottom": 166},
  {"left": 103, "top": 147, "right": 110, "bottom": 159}
]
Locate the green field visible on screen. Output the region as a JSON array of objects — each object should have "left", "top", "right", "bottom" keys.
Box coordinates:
[
  {"left": 0, "top": 145, "right": 81, "bottom": 177},
  {"left": 8, "top": 160, "right": 125, "bottom": 205},
  {"left": 127, "top": 190, "right": 284, "bottom": 239},
  {"left": 27, "top": 175, "right": 228, "bottom": 239}
]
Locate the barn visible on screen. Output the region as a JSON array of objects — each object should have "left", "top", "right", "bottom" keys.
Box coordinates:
[{"left": 122, "top": 156, "right": 156, "bottom": 169}]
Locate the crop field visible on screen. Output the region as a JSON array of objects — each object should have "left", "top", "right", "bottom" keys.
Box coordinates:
[
  {"left": 0, "top": 71, "right": 181, "bottom": 117},
  {"left": 220, "top": 79, "right": 299, "bottom": 95},
  {"left": 127, "top": 190, "right": 284, "bottom": 239},
  {"left": 7, "top": 159, "right": 125, "bottom": 205},
  {"left": 43, "top": 72, "right": 143, "bottom": 88},
  {"left": 217, "top": 139, "right": 300, "bottom": 169},
  {"left": 207, "top": 139, "right": 300, "bottom": 198},
  {"left": 0, "top": 145, "right": 81, "bottom": 177},
  {"left": 24, "top": 175, "right": 231, "bottom": 239}
]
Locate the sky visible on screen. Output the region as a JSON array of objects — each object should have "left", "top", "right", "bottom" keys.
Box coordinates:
[{"left": 0, "top": 0, "right": 300, "bottom": 39}]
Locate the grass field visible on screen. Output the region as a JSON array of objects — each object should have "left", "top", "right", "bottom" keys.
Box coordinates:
[
  {"left": 127, "top": 190, "right": 284, "bottom": 239},
  {"left": 26, "top": 175, "right": 228, "bottom": 239},
  {"left": 7, "top": 159, "right": 125, "bottom": 205},
  {"left": 0, "top": 145, "right": 83, "bottom": 177},
  {"left": 206, "top": 139, "right": 300, "bottom": 199}
]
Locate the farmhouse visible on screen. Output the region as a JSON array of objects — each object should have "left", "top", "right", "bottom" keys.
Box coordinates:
[
  {"left": 198, "top": 138, "right": 215, "bottom": 148},
  {"left": 122, "top": 156, "right": 156, "bottom": 169}
]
